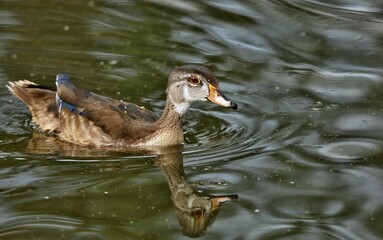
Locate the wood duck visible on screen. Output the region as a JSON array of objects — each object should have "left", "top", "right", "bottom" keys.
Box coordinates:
[{"left": 7, "top": 65, "right": 237, "bottom": 147}]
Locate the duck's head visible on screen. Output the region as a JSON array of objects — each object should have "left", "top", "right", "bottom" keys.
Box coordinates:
[
  {"left": 174, "top": 193, "right": 238, "bottom": 237},
  {"left": 166, "top": 65, "right": 238, "bottom": 115}
]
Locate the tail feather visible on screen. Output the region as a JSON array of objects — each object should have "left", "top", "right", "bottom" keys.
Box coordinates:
[
  {"left": 7, "top": 80, "right": 38, "bottom": 106},
  {"left": 7, "top": 80, "right": 60, "bottom": 133}
]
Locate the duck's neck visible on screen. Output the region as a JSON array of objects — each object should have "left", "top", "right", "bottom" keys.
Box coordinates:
[
  {"left": 148, "top": 99, "right": 189, "bottom": 145},
  {"left": 158, "top": 99, "right": 189, "bottom": 127},
  {"left": 159, "top": 153, "right": 192, "bottom": 196}
]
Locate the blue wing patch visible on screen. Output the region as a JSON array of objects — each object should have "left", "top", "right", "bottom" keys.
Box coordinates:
[
  {"left": 56, "top": 73, "right": 72, "bottom": 85},
  {"left": 55, "top": 74, "right": 83, "bottom": 115},
  {"left": 58, "top": 99, "right": 78, "bottom": 113}
]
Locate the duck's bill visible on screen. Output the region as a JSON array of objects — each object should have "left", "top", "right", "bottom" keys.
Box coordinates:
[
  {"left": 209, "top": 194, "right": 238, "bottom": 211},
  {"left": 207, "top": 84, "right": 238, "bottom": 110}
]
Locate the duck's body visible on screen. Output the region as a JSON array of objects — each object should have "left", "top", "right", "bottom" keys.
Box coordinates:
[{"left": 7, "top": 65, "right": 237, "bottom": 147}]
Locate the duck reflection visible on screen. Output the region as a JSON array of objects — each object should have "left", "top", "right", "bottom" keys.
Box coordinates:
[
  {"left": 155, "top": 145, "right": 238, "bottom": 238},
  {"left": 26, "top": 133, "right": 238, "bottom": 237},
  {"left": 27, "top": 132, "right": 125, "bottom": 157}
]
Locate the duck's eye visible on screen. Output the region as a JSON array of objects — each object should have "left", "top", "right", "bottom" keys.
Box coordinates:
[
  {"left": 188, "top": 76, "right": 201, "bottom": 86},
  {"left": 191, "top": 209, "right": 204, "bottom": 221}
]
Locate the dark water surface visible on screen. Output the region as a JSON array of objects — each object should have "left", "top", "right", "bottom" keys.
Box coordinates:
[{"left": 1, "top": 0, "right": 383, "bottom": 239}]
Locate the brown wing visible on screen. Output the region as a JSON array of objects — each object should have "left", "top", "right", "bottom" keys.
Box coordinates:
[
  {"left": 56, "top": 79, "right": 159, "bottom": 143},
  {"left": 90, "top": 92, "right": 159, "bottom": 123}
]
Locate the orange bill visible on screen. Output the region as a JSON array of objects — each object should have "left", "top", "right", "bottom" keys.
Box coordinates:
[
  {"left": 207, "top": 84, "right": 238, "bottom": 110},
  {"left": 209, "top": 194, "right": 238, "bottom": 211}
]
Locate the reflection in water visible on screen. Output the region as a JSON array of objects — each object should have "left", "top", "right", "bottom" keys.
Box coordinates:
[
  {"left": 156, "top": 146, "right": 237, "bottom": 238},
  {"left": 27, "top": 132, "right": 127, "bottom": 157},
  {"left": 27, "top": 132, "right": 238, "bottom": 238}
]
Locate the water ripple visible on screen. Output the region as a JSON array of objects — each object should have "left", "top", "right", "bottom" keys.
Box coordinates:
[{"left": 0, "top": 213, "right": 145, "bottom": 239}]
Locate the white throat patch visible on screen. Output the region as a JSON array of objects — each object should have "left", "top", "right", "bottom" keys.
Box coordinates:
[
  {"left": 183, "top": 85, "right": 193, "bottom": 102},
  {"left": 173, "top": 102, "right": 190, "bottom": 115}
]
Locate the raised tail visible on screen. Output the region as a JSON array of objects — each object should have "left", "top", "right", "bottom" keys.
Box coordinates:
[
  {"left": 7, "top": 80, "right": 40, "bottom": 106},
  {"left": 7, "top": 80, "right": 60, "bottom": 133}
]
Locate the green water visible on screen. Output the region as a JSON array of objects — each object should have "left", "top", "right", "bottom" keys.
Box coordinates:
[{"left": 1, "top": 0, "right": 383, "bottom": 239}]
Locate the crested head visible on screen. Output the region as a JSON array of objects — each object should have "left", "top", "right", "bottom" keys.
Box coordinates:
[
  {"left": 165, "top": 65, "right": 237, "bottom": 115},
  {"left": 167, "top": 65, "right": 219, "bottom": 88}
]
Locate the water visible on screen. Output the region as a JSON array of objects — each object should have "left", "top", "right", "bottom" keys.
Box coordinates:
[{"left": 1, "top": 0, "right": 383, "bottom": 239}]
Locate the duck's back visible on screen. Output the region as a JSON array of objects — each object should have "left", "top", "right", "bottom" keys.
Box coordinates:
[{"left": 8, "top": 75, "right": 159, "bottom": 147}]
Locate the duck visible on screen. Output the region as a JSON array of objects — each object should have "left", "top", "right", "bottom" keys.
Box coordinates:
[{"left": 7, "top": 65, "right": 237, "bottom": 147}]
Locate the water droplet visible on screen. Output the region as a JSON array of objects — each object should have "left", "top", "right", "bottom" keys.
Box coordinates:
[
  {"left": 109, "top": 60, "right": 118, "bottom": 65},
  {"left": 88, "top": 1, "right": 95, "bottom": 7}
]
